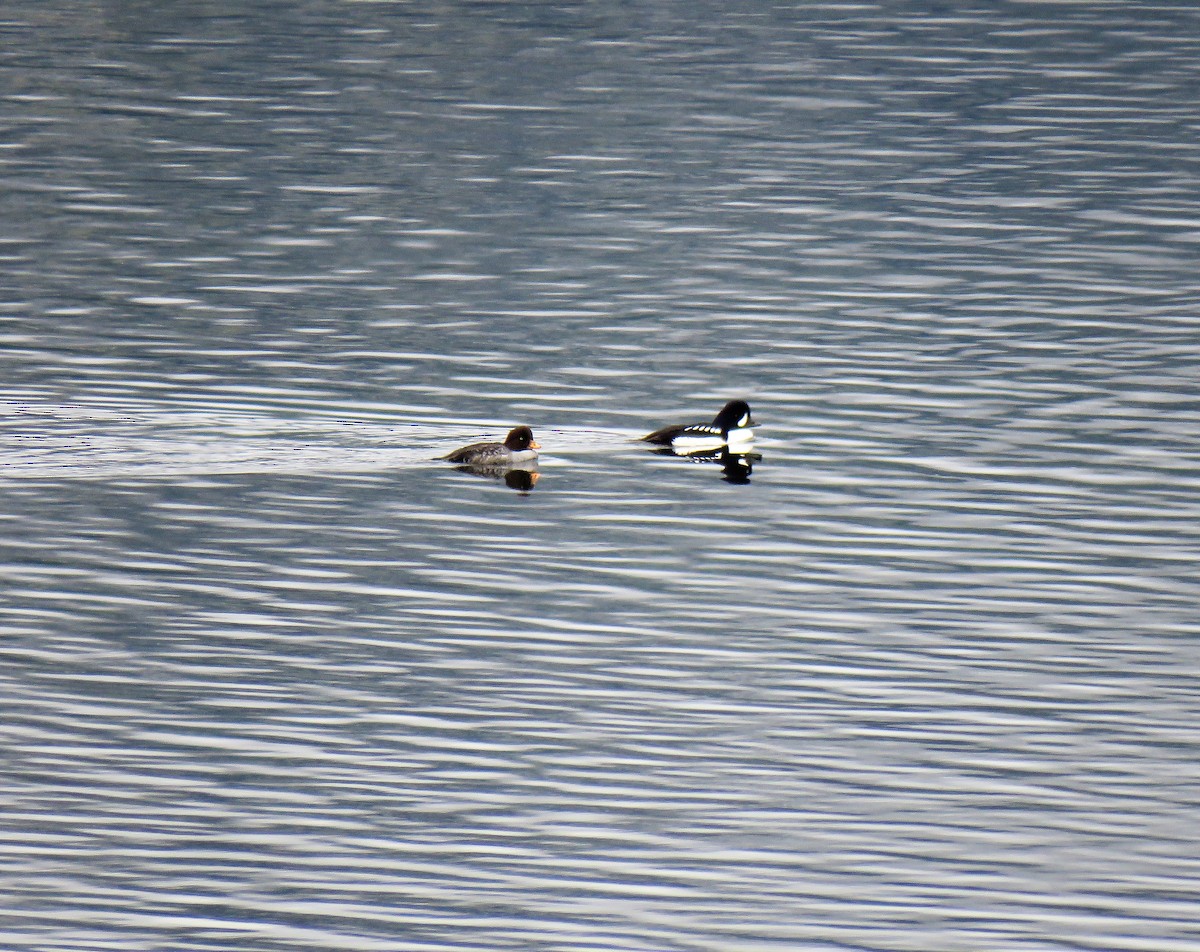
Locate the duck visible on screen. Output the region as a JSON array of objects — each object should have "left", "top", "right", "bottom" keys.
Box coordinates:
[
  {"left": 442, "top": 425, "right": 540, "bottom": 466},
  {"left": 640, "top": 399, "right": 756, "bottom": 452}
]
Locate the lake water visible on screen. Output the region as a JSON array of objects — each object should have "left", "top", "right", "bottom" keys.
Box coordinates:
[{"left": 2, "top": 2, "right": 1200, "bottom": 950}]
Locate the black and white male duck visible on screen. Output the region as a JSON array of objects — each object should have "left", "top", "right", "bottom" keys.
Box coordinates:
[{"left": 640, "top": 400, "right": 756, "bottom": 453}]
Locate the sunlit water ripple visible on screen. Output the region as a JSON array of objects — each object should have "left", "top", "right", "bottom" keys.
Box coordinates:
[{"left": 2, "top": 1, "right": 1200, "bottom": 950}]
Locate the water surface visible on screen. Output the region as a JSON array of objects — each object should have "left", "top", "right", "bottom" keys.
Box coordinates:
[{"left": 2, "top": 2, "right": 1200, "bottom": 950}]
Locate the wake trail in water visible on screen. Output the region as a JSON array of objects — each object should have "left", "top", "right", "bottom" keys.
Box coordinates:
[{"left": 0, "top": 403, "right": 638, "bottom": 479}]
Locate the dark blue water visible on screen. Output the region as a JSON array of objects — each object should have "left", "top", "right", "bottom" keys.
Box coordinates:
[{"left": 2, "top": 2, "right": 1199, "bottom": 950}]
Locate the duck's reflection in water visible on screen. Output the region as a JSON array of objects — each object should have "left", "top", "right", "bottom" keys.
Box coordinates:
[
  {"left": 453, "top": 463, "right": 540, "bottom": 492},
  {"left": 650, "top": 446, "right": 762, "bottom": 484}
]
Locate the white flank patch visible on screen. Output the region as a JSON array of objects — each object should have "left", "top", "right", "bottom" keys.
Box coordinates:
[
  {"left": 671, "top": 433, "right": 727, "bottom": 453},
  {"left": 726, "top": 426, "right": 756, "bottom": 449}
]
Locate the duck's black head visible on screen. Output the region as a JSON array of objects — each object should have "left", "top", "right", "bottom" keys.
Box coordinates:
[
  {"left": 504, "top": 425, "right": 540, "bottom": 451},
  {"left": 712, "top": 400, "right": 755, "bottom": 434}
]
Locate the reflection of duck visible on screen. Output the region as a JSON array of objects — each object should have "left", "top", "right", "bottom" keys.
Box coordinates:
[
  {"left": 455, "top": 464, "right": 540, "bottom": 492},
  {"left": 649, "top": 445, "right": 762, "bottom": 484},
  {"left": 442, "top": 425, "right": 540, "bottom": 466},
  {"left": 640, "top": 400, "right": 756, "bottom": 452},
  {"left": 717, "top": 450, "right": 760, "bottom": 485},
  {"left": 502, "top": 468, "right": 539, "bottom": 492},
  {"left": 448, "top": 461, "right": 540, "bottom": 492}
]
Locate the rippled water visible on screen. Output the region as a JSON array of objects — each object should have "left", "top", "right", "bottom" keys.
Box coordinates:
[{"left": 3, "top": 2, "right": 1200, "bottom": 950}]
